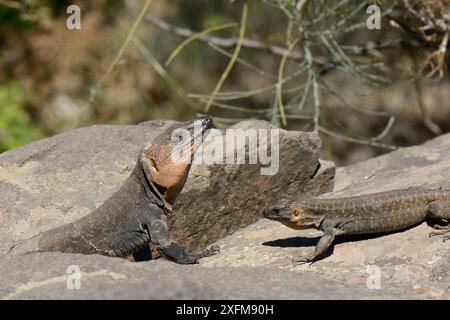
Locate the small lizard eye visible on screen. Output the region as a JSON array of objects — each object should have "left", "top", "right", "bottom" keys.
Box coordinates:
[
  {"left": 172, "top": 130, "right": 185, "bottom": 142},
  {"left": 293, "top": 209, "right": 300, "bottom": 217}
]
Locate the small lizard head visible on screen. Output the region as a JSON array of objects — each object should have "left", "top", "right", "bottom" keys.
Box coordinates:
[
  {"left": 263, "top": 198, "right": 321, "bottom": 230},
  {"left": 140, "top": 116, "right": 212, "bottom": 204}
]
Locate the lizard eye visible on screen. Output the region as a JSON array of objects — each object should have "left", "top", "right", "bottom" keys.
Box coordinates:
[
  {"left": 293, "top": 209, "right": 300, "bottom": 217},
  {"left": 172, "top": 130, "right": 185, "bottom": 142}
]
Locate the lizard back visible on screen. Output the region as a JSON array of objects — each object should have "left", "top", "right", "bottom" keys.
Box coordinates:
[{"left": 298, "top": 188, "right": 450, "bottom": 234}]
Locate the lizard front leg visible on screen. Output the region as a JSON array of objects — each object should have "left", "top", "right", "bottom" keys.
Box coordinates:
[
  {"left": 294, "top": 230, "right": 335, "bottom": 265},
  {"left": 427, "top": 201, "right": 450, "bottom": 241},
  {"left": 149, "top": 219, "right": 220, "bottom": 264}
]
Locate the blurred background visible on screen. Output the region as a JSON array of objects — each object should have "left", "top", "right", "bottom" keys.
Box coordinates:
[{"left": 1, "top": 0, "right": 450, "bottom": 165}]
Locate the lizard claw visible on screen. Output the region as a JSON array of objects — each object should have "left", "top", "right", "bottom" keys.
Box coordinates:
[
  {"left": 429, "top": 224, "right": 450, "bottom": 240},
  {"left": 175, "top": 245, "right": 220, "bottom": 264},
  {"left": 175, "top": 255, "right": 200, "bottom": 264},
  {"left": 292, "top": 255, "right": 312, "bottom": 266},
  {"left": 195, "top": 245, "right": 221, "bottom": 259}
]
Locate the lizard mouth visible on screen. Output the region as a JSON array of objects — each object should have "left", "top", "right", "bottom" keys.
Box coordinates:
[
  {"left": 263, "top": 209, "right": 292, "bottom": 221},
  {"left": 280, "top": 220, "right": 314, "bottom": 230}
]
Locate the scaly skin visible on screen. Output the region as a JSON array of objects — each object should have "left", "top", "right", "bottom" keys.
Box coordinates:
[
  {"left": 9, "top": 117, "right": 220, "bottom": 264},
  {"left": 264, "top": 188, "right": 450, "bottom": 264}
]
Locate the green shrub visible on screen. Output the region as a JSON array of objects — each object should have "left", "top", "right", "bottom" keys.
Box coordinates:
[{"left": 0, "top": 83, "right": 45, "bottom": 152}]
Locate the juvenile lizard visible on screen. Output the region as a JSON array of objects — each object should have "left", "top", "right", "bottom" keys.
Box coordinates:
[{"left": 263, "top": 188, "right": 450, "bottom": 263}]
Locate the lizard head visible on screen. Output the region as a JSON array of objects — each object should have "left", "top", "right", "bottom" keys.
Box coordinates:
[
  {"left": 263, "top": 198, "right": 321, "bottom": 230},
  {"left": 140, "top": 116, "right": 212, "bottom": 205}
]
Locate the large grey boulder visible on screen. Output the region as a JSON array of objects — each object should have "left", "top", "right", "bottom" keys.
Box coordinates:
[{"left": 0, "top": 252, "right": 380, "bottom": 299}]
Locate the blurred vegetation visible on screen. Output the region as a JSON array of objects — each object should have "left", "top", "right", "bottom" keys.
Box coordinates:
[
  {"left": 0, "top": 83, "right": 44, "bottom": 152},
  {"left": 1, "top": 0, "right": 450, "bottom": 164}
]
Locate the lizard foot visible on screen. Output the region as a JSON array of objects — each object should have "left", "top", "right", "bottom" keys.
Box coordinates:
[
  {"left": 175, "top": 245, "right": 220, "bottom": 264},
  {"left": 292, "top": 246, "right": 317, "bottom": 265},
  {"left": 194, "top": 245, "right": 220, "bottom": 259},
  {"left": 176, "top": 255, "right": 200, "bottom": 264},
  {"left": 292, "top": 254, "right": 314, "bottom": 266},
  {"left": 429, "top": 224, "right": 450, "bottom": 241}
]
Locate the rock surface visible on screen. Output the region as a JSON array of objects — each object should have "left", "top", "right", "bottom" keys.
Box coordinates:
[
  {"left": 0, "top": 120, "right": 333, "bottom": 254},
  {"left": 1, "top": 124, "right": 450, "bottom": 299},
  {"left": 201, "top": 133, "right": 450, "bottom": 299},
  {"left": 0, "top": 251, "right": 386, "bottom": 299}
]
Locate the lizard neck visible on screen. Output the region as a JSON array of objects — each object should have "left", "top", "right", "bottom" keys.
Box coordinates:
[{"left": 131, "top": 160, "right": 172, "bottom": 215}]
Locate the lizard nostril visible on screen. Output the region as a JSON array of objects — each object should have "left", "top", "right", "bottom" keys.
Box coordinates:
[{"left": 201, "top": 116, "right": 212, "bottom": 128}]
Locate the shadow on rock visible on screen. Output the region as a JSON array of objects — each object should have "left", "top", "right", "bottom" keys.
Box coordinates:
[
  {"left": 262, "top": 236, "right": 320, "bottom": 248},
  {"left": 263, "top": 224, "right": 423, "bottom": 250}
]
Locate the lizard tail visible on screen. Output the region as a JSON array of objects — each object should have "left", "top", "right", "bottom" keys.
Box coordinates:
[{"left": 7, "top": 234, "right": 42, "bottom": 256}]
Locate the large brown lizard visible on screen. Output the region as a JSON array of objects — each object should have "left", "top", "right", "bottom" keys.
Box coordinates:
[
  {"left": 9, "top": 116, "right": 219, "bottom": 264},
  {"left": 263, "top": 188, "right": 450, "bottom": 263}
]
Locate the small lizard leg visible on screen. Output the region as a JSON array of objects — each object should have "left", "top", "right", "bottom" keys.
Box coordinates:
[
  {"left": 429, "top": 227, "right": 450, "bottom": 241},
  {"left": 427, "top": 201, "right": 450, "bottom": 241},
  {"left": 149, "top": 219, "right": 219, "bottom": 264},
  {"left": 431, "top": 224, "right": 449, "bottom": 230},
  {"left": 293, "top": 231, "right": 335, "bottom": 265}
]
